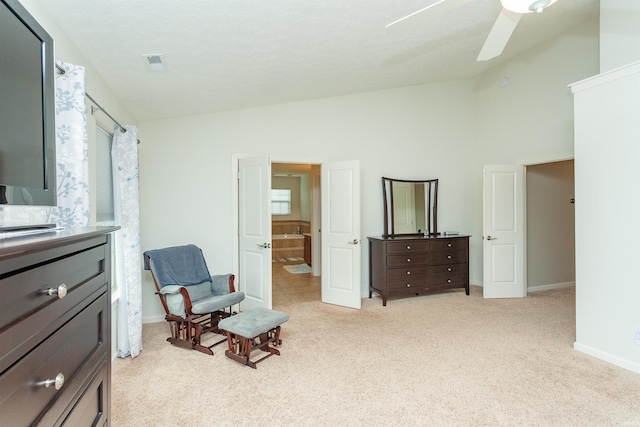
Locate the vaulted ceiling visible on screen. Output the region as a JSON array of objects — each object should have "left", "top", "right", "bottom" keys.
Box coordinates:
[{"left": 36, "top": 0, "right": 599, "bottom": 121}]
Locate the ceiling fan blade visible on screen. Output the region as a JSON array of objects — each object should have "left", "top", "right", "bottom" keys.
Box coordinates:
[
  {"left": 477, "top": 8, "right": 522, "bottom": 61},
  {"left": 385, "top": 0, "right": 464, "bottom": 36}
]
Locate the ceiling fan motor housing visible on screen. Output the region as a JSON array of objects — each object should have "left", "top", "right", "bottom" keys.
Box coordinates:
[{"left": 501, "top": 0, "right": 557, "bottom": 14}]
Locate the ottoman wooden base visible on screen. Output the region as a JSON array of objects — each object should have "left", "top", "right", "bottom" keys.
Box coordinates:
[{"left": 218, "top": 308, "right": 288, "bottom": 369}]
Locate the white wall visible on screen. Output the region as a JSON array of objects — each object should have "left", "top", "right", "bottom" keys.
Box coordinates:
[
  {"left": 571, "top": 62, "right": 640, "bottom": 373},
  {"left": 138, "top": 81, "right": 478, "bottom": 321},
  {"left": 600, "top": 0, "right": 640, "bottom": 72},
  {"left": 472, "top": 19, "right": 599, "bottom": 285}
]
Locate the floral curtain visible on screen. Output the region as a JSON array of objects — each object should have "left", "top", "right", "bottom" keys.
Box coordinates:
[
  {"left": 47, "top": 61, "right": 90, "bottom": 226},
  {"left": 113, "top": 125, "right": 143, "bottom": 358}
]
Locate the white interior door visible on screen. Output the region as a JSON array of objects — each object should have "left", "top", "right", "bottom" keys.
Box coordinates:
[
  {"left": 238, "top": 155, "right": 272, "bottom": 310},
  {"left": 321, "top": 160, "right": 361, "bottom": 309},
  {"left": 483, "top": 164, "right": 525, "bottom": 298}
]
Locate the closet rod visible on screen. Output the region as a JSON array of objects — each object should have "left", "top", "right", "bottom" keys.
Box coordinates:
[{"left": 55, "top": 64, "right": 140, "bottom": 143}]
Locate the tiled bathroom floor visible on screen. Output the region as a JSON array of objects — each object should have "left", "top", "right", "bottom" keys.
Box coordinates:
[{"left": 272, "top": 260, "right": 320, "bottom": 307}]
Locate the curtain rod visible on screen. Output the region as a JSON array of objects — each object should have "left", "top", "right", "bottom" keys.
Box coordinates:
[{"left": 55, "top": 64, "right": 140, "bottom": 144}]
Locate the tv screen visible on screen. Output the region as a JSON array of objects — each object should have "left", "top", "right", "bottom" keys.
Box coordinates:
[{"left": 0, "top": 0, "right": 56, "bottom": 206}]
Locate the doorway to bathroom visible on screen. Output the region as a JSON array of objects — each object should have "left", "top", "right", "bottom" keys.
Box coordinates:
[{"left": 271, "top": 162, "right": 321, "bottom": 306}]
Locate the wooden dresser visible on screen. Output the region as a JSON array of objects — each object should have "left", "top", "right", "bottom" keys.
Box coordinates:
[
  {"left": 0, "top": 227, "right": 117, "bottom": 426},
  {"left": 368, "top": 235, "right": 470, "bottom": 306}
]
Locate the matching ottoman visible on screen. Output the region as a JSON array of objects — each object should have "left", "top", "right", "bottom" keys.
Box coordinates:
[{"left": 218, "top": 307, "right": 289, "bottom": 369}]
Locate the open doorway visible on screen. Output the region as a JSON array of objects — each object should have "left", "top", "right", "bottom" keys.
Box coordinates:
[
  {"left": 271, "top": 162, "right": 321, "bottom": 306},
  {"left": 526, "top": 159, "right": 575, "bottom": 291}
]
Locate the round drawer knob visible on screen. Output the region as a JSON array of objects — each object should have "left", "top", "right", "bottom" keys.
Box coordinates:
[
  {"left": 41, "top": 372, "right": 65, "bottom": 390},
  {"left": 406, "top": 283, "right": 411, "bottom": 288},
  {"left": 406, "top": 271, "right": 411, "bottom": 275},
  {"left": 406, "top": 258, "right": 411, "bottom": 262},
  {"left": 448, "top": 268, "right": 452, "bottom": 272},
  {"left": 406, "top": 245, "right": 411, "bottom": 250},
  {"left": 447, "top": 279, "right": 452, "bottom": 283},
  {"left": 447, "top": 255, "right": 452, "bottom": 259},
  {"left": 46, "top": 283, "right": 68, "bottom": 299},
  {"left": 448, "top": 243, "right": 452, "bottom": 247}
]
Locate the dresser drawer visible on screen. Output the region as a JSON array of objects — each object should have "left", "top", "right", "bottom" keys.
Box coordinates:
[
  {"left": 0, "top": 246, "right": 107, "bottom": 371},
  {"left": 0, "top": 291, "right": 108, "bottom": 426},
  {"left": 387, "top": 266, "right": 428, "bottom": 281},
  {"left": 430, "top": 250, "right": 468, "bottom": 265},
  {"left": 386, "top": 240, "right": 428, "bottom": 254},
  {"left": 387, "top": 278, "right": 426, "bottom": 291},
  {"left": 430, "top": 238, "right": 468, "bottom": 252},
  {"left": 387, "top": 253, "right": 429, "bottom": 267}
]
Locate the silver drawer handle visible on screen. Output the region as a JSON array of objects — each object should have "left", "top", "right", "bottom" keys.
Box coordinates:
[
  {"left": 447, "top": 255, "right": 452, "bottom": 259},
  {"left": 40, "top": 373, "right": 64, "bottom": 390},
  {"left": 447, "top": 243, "right": 452, "bottom": 247},
  {"left": 46, "top": 283, "right": 68, "bottom": 299},
  {"left": 448, "top": 268, "right": 452, "bottom": 272},
  {"left": 406, "top": 271, "right": 411, "bottom": 275},
  {"left": 406, "top": 258, "right": 411, "bottom": 262},
  {"left": 406, "top": 283, "right": 411, "bottom": 287},
  {"left": 447, "top": 279, "right": 452, "bottom": 283},
  {"left": 406, "top": 245, "right": 410, "bottom": 250}
]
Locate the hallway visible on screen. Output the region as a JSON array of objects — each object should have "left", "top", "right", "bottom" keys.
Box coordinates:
[{"left": 272, "top": 260, "right": 320, "bottom": 306}]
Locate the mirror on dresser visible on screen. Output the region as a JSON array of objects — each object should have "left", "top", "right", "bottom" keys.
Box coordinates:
[{"left": 382, "top": 177, "right": 438, "bottom": 237}]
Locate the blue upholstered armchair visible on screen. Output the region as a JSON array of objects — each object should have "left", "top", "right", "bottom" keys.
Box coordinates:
[{"left": 143, "top": 244, "right": 245, "bottom": 355}]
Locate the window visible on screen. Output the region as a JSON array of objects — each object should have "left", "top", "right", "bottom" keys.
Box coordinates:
[
  {"left": 271, "top": 189, "right": 291, "bottom": 215},
  {"left": 95, "top": 125, "right": 118, "bottom": 298},
  {"left": 95, "top": 125, "right": 114, "bottom": 225}
]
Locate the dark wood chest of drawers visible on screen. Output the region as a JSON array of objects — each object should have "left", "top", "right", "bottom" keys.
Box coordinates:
[
  {"left": 0, "top": 227, "right": 116, "bottom": 426},
  {"left": 368, "top": 235, "right": 470, "bottom": 306}
]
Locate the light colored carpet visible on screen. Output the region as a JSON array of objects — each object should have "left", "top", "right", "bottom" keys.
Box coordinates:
[
  {"left": 112, "top": 286, "right": 640, "bottom": 426},
  {"left": 283, "top": 263, "right": 312, "bottom": 274}
]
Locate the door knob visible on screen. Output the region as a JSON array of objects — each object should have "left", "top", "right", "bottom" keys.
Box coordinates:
[
  {"left": 486, "top": 236, "right": 496, "bottom": 240},
  {"left": 257, "top": 243, "right": 271, "bottom": 248},
  {"left": 348, "top": 239, "right": 360, "bottom": 245}
]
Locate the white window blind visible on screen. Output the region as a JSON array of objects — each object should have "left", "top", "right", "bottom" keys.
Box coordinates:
[
  {"left": 96, "top": 125, "right": 114, "bottom": 225},
  {"left": 271, "top": 189, "right": 291, "bottom": 215}
]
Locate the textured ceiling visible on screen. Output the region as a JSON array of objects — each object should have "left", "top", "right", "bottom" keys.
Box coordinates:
[{"left": 35, "top": 0, "right": 599, "bottom": 121}]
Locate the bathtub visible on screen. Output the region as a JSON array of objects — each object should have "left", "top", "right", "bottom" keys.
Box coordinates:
[{"left": 272, "top": 234, "right": 305, "bottom": 260}]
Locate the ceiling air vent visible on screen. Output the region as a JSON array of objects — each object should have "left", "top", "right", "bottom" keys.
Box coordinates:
[{"left": 143, "top": 54, "right": 165, "bottom": 72}]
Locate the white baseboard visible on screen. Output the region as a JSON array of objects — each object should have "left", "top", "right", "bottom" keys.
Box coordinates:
[
  {"left": 574, "top": 342, "right": 640, "bottom": 374},
  {"left": 143, "top": 315, "right": 166, "bottom": 324},
  {"left": 528, "top": 281, "right": 575, "bottom": 292}
]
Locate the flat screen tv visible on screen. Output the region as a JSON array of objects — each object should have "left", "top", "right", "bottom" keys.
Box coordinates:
[{"left": 0, "top": 0, "right": 56, "bottom": 207}]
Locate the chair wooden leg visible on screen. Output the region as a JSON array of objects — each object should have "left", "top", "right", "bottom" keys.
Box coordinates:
[{"left": 223, "top": 326, "right": 282, "bottom": 368}]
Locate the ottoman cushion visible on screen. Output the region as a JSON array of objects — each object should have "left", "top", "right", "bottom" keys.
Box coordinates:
[{"left": 219, "top": 307, "right": 288, "bottom": 338}]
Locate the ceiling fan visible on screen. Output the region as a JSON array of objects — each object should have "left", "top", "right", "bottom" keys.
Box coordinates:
[{"left": 385, "top": 0, "right": 559, "bottom": 61}]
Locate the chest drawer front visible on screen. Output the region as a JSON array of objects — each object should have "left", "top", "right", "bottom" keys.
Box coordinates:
[
  {"left": 0, "top": 245, "right": 106, "bottom": 332},
  {"left": 0, "top": 291, "right": 108, "bottom": 426},
  {"left": 386, "top": 253, "right": 429, "bottom": 267},
  {"left": 386, "top": 241, "right": 428, "bottom": 254},
  {"left": 430, "top": 250, "right": 468, "bottom": 265},
  {"left": 430, "top": 238, "right": 468, "bottom": 252},
  {"left": 387, "top": 266, "right": 429, "bottom": 281}
]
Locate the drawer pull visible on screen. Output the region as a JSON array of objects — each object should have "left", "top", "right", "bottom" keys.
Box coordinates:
[
  {"left": 40, "top": 373, "right": 65, "bottom": 390},
  {"left": 45, "top": 283, "right": 68, "bottom": 299},
  {"left": 406, "top": 284, "right": 411, "bottom": 288},
  {"left": 447, "top": 255, "right": 452, "bottom": 259},
  {"left": 406, "top": 245, "right": 411, "bottom": 250},
  {"left": 406, "top": 258, "right": 411, "bottom": 262},
  {"left": 406, "top": 271, "right": 411, "bottom": 275},
  {"left": 447, "top": 279, "right": 452, "bottom": 283},
  {"left": 447, "top": 243, "right": 452, "bottom": 247},
  {"left": 448, "top": 268, "right": 452, "bottom": 272}
]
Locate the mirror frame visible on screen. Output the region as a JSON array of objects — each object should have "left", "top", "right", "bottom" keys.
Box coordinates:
[{"left": 382, "top": 177, "right": 438, "bottom": 237}]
